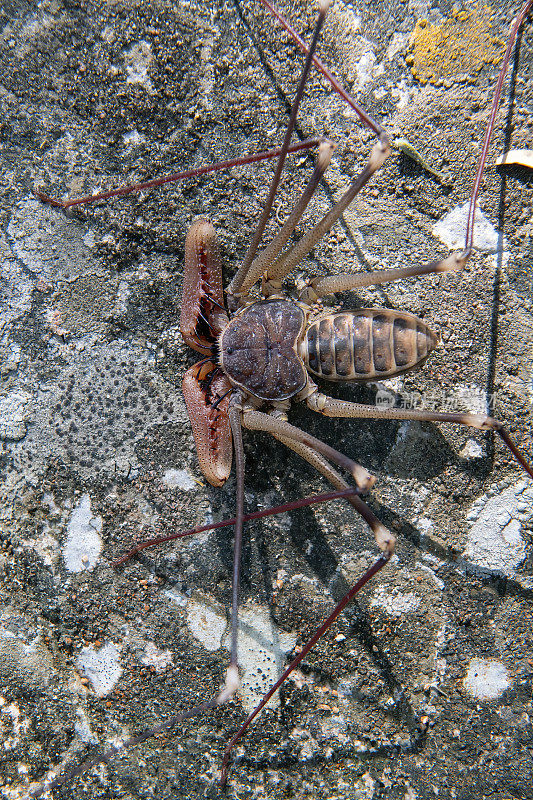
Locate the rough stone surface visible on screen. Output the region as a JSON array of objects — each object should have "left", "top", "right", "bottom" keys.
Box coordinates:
[{"left": 0, "top": 1, "right": 532, "bottom": 799}]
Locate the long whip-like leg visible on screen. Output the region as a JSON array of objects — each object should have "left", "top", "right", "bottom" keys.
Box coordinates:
[
  {"left": 465, "top": 0, "right": 533, "bottom": 250},
  {"left": 259, "top": 0, "right": 384, "bottom": 137},
  {"left": 219, "top": 552, "right": 389, "bottom": 786},
  {"left": 227, "top": 403, "right": 246, "bottom": 668},
  {"left": 217, "top": 399, "right": 248, "bottom": 708},
  {"left": 35, "top": 138, "right": 320, "bottom": 209},
  {"left": 112, "top": 487, "right": 361, "bottom": 565}
]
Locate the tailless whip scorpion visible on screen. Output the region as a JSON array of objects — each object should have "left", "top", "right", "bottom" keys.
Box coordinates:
[{"left": 14, "top": 0, "right": 533, "bottom": 796}]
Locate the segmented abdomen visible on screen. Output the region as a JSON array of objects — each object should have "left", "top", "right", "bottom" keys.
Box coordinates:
[{"left": 303, "top": 309, "right": 438, "bottom": 381}]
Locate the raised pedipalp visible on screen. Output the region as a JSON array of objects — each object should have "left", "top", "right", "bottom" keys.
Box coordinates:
[
  {"left": 182, "top": 361, "right": 233, "bottom": 487},
  {"left": 180, "top": 218, "right": 229, "bottom": 354}
]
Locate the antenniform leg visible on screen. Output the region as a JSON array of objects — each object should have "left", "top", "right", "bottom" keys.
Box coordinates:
[{"left": 221, "top": 400, "right": 247, "bottom": 702}]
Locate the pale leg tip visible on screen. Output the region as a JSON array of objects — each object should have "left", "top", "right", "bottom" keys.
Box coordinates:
[
  {"left": 217, "top": 663, "right": 241, "bottom": 705},
  {"left": 375, "top": 527, "right": 396, "bottom": 555}
]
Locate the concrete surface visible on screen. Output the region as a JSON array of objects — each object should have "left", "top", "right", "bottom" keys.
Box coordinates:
[{"left": 0, "top": 1, "right": 532, "bottom": 799}]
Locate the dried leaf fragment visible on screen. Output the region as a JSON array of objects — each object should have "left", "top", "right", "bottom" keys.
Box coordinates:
[{"left": 496, "top": 149, "right": 533, "bottom": 169}]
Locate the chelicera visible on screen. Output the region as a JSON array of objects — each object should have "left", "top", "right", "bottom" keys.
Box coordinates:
[{"left": 29, "top": 0, "right": 533, "bottom": 795}]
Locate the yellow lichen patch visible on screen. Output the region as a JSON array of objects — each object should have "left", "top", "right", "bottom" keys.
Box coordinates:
[{"left": 406, "top": 4, "right": 505, "bottom": 85}]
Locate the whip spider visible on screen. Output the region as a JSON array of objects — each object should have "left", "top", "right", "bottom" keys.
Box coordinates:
[{"left": 2, "top": 1, "right": 532, "bottom": 798}]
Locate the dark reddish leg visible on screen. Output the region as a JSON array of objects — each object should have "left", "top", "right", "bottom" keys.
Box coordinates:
[
  {"left": 24, "top": 487, "right": 364, "bottom": 800},
  {"left": 112, "top": 488, "right": 361, "bottom": 566},
  {"left": 465, "top": 0, "right": 533, "bottom": 250},
  {"left": 220, "top": 553, "right": 389, "bottom": 786},
  {"left": 34, "top": 138, "right": 321, "bottom": 209}
]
